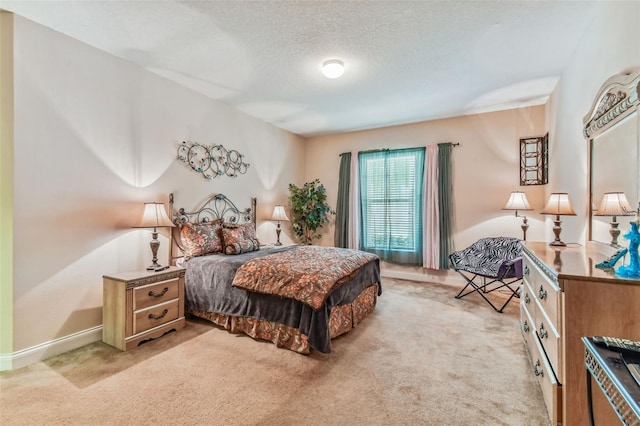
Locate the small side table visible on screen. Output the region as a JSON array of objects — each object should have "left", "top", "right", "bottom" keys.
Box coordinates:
[
  {"left": 103, "top": 267, "right": 186, "bottom": 351},
  {"left": 583, "top": 337, "right": 640, "bottom": 425}
]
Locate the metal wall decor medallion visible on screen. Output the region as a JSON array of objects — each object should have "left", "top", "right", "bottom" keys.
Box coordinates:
[{"left": 177, "top": 141, "right": 250, "bottom": 180}]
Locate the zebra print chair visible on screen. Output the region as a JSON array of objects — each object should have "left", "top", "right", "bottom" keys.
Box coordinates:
[{"left": 450, "top": 237, "right": 523, "bottom": 313}]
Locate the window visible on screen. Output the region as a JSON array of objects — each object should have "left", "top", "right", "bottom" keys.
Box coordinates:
[{"left": 358, "top": 148, "right": 425, "bottom": 265}]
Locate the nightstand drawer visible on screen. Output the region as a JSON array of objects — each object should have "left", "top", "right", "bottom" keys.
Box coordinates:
[
  {"left": 134, "top": 278, "right": 180, "bottom": 310},
  {"left": 134, "top": 299, "right": 180, "bottom": 334}
]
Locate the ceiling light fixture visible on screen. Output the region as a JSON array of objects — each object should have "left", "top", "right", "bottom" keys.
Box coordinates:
[{"left": 322, "top": 59, "right": 344, "bottom": 79}]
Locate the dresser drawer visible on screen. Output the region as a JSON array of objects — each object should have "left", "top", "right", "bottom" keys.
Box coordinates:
[
  {"left": 520, "top": 299, "right": 535, "bottom": 350},
  {"left": 534, "top": 298, "right": 561, "bottom": 380},
  {"left": 134, "top": 299, "right": 180, "bottom": 334},
  {"left": 523, "top": 256, "right": 561, "bottom": 333},
  {"left": 134, "top": 278, "right": 180, "bottom": 310},
  {"left": 521, "top": 280, "right": 536, "bottom": 318},
  {"left": 530, "top": 333, "right": 562, "bottom": 424},
  {"left": 533, "top": 276, "right": 560, "bottom": 333}
]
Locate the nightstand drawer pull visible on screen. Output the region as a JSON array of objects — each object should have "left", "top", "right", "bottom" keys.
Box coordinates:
[
  {"left": 538, "top": 285, "right": 547, "bottom": 300},
  {"left": 524, "top": 265, "right": 530, "bottom": 276},
  {"left": 148, "top": 287, "right": 169, "bottom": 298},
  {"left": 148, "top": 309, "right": 169, "bottom": 320},
  {"left": 534, "top": 360, "right": 544, "bottom": 377},
  {"left": 524, "top": 294, "right": 530, "bottom": 304},
  {"left": 522, "top": 320, "right": 530, "bottom": 333}
]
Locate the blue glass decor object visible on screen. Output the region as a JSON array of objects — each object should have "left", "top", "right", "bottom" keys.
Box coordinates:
[{"left": 616, "top": 221, "right": 640, "bottom": 278}]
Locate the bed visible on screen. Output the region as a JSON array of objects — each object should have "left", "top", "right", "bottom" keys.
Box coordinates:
[{"left": 168, "top": 193, "right": 381, "bottom": 354}]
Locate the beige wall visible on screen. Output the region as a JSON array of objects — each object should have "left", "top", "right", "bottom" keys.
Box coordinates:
[
  {"left": 7, "top": 15, "right": 305, "bottom": 360},
  {"left": 304, "top": 106, "right": 548, "bottom": 282},
  {"left": 304, "top": 1, "right": 640, "bottom": 282},
  {"left": 3, "top": 0, "right": 639, "bottom": 368},
  {"left": 546, "top": 1, "right": 640, "bottom": 244}
]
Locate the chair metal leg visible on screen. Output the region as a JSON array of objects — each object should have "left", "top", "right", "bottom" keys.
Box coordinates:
[{"left": 454, "top": 270, "right": 522, "bottom": 313}]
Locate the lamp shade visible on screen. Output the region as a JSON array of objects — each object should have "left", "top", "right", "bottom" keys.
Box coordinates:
[
  {"left": 540, "top": 193, "right": 576, "bottom": 216},
  {"left": 271, "top": 205, "right": 290, "bottom": 222},
  {"left": 594, "top": 192, "right": 634, "bottom": 216},
  {"left": 503, "top": 191, "right": 532, "bottom": 211},
  {"left": 134, "top": 202, "right": 174, "bottom": 228}
]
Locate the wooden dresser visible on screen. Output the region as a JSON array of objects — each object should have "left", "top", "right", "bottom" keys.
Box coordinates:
[
  {"left": 103, "top": 267, "right": 186, "bottom": 351},
  {"left": 520, "top": 242, "right": 640, "bottom": 425}
]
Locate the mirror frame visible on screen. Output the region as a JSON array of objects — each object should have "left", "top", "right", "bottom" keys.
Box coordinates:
[{"left": 583, "top": 67, "right": 640, "bottom": 242}]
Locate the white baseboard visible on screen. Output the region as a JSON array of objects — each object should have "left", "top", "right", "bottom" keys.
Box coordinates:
[
  {"left": 0, "top": 352, "right": 12, "bottom": 371},
  {"left": 1, "top": 325, "right": 102, "bottom": 371},
  {"left": 0, "top": 269, "right": 464, "bottom": 371}
]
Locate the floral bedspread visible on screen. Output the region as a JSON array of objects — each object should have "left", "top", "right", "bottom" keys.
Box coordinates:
[{"left": 231, "top": 246, "right": 379, "bottom": 310}]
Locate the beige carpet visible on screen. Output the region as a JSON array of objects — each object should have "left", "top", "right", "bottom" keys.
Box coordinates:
[{"left": 0, "top": 278, "right": 548, "bottom": 425}]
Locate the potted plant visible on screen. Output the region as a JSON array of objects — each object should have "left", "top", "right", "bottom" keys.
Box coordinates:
[{"left": 288, "top": 179, "right": 335, "bottom": 245}]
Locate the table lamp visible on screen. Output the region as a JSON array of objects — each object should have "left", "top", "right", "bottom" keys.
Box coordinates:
[
  {"left": 503, "top": 191, "right": 533, "bottom": 240},
  {"left": 134, "top": 202, "right": 175, "bottom": 270},
  {"left": 540, "top": 192, "right": 576, "bottom": 246},
  {"left": 271, "top": 205, "right": 289, "bottom": 246},
  {"left": 594, "top": 192, "right": 634, "bottom": 246}
]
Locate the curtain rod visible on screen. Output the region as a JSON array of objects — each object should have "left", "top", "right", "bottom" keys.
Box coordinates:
[{"left": 339, "top": 143, "right": 459, "bottom": 157}]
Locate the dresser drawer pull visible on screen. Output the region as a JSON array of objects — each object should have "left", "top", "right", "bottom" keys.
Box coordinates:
[
  {"left": 533, "top": 360, "right": 544, "bottom": 377},
  {"left": 538, "top": 285, "right": 547, "bottom": 300},
  {"left": 524, "top": 294, "right": 530, "bottom": 304},
  {"left": 522, "top": 320, "right": 530, "bottom": 333},
  {"left": 148, "top": 287, "right": 169, "bottom": 298},
  {"left": 538, "top": 323, "right": 548, "bottom": 339},
  {"left": 148, "top": 309, "right": 169, "bottom": 320},
  {"left": 524, "top": 265, "right": 530, "bottom": 276}
]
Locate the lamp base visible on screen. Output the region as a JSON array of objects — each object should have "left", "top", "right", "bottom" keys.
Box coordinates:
[
  {"left": 549, "top": 240, "right": 567, "bottom": 247},
  {"left": 147, "top": 230, "right": 163, "bottom": 270},
  {"left": 548, "top": 215, "right": 567, "bottom": 247},
  {"left": 609, "top": 219, "right": 621, "bottom": 246},
  {"left": 275, "top": 222, "right": 283, "bottom": 246},
  {"left": 521, "top": 216, "right": 529, "bottom": 241}
]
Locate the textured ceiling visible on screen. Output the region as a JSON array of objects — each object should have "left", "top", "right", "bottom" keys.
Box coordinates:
[{"left": 1, "top": 0, "right": 599, "bottom": 137}]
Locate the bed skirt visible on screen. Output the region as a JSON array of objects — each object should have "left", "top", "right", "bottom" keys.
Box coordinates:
[{"left": 190, "top": 283, "right": 379, "bottom": 354}]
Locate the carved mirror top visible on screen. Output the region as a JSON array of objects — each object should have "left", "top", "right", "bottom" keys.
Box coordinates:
[
  {"left": 584, "top": 68, "right": 640, "bottom": 139},
  {"left": 585, "top": 67, "right": 640, "bottom": 245}
]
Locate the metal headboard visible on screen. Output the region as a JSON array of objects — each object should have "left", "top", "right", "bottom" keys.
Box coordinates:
[{"left": 168, "top": 193, "right": 257, "bottom": 262}]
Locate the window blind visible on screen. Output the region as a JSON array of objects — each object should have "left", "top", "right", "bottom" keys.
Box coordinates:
[{"left": 358, "top": 148, "right": 425, "bottom": 265}]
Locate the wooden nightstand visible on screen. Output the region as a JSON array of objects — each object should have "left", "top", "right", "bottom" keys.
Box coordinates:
[{"left": 102, "top": 267, "right": 186, "bottom": 351}]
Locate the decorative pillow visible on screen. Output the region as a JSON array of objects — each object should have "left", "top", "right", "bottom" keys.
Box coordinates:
[
  {"left": 179, "top": 219, "right": 224, "bottom": 259},
  {"left": 223, "top": 222, "right": 259, "bottom": 244},
  {"left": 221, "top": 226, "right": 260, "bottom": 255}
]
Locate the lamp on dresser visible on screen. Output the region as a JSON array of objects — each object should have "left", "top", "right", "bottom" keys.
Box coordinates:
[
  {"left": 594, "top": 192, "right": 634, "bottom": 246},
  {"left": 503, "top": 191, "right": 533, "bottom": 240},
  {"left": 271, "top": 205, "right": 289, "bottom": 246},
  {"left": 540, "top": 192, "right": 576, "bottom": 246},
  {"left": 134, "top": 202, "right": 175, "bottom": 270}
]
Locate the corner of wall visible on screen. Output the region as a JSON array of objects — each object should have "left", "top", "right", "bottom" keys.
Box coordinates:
[{"left": 0, "top": 11, "right": 15, "bottom": 371}]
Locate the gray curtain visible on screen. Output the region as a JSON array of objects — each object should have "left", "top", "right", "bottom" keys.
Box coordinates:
[
  {"left": 438, "top": 143, "right": 455, "bottom": 268},
  {"left": 334, "top": 153, "right": 351, "bottom": 248}
]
